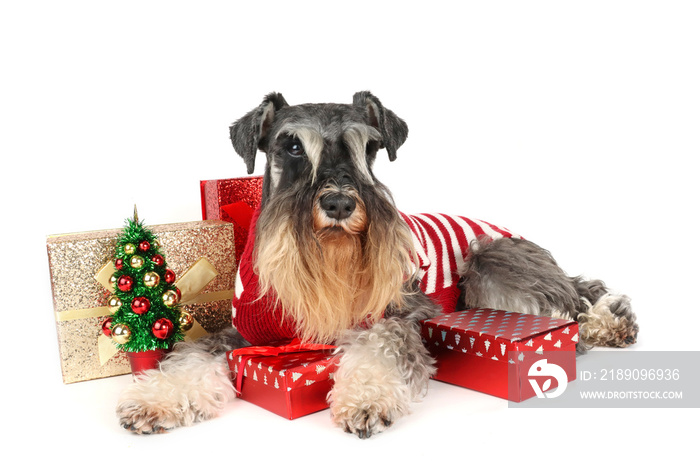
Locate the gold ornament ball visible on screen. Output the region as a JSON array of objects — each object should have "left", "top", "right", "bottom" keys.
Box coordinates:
[
  {"left": 109, "top": 274, "right": 117, "bottom": 288},
  {"left": 123, "top": 243, "right": 136, "bottom": 255},
  {"left": 129, "top": 255, "right": 145, "bottom": 269},
  {"left": 152, "top": 240, "right": 160, "bottom": 250},
  {"left": 179, "top": 311, "right": 194, "bottom": 331},
  {"left": 107, "top": 295, "right": 122, "bottom": 313},
  {"left": 143, "top": 271, "right": 160, "bottom": 288},
  {"left": 162, "top": 289, "right": 180, "bottom": 307},
  {"left": 111, "top": 323, "right": 131, "bottom": 344}
]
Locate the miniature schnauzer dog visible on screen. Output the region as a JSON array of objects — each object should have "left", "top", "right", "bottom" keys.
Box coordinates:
[{"left": 117, "top": 92, "right": 638, "bottom": 437}]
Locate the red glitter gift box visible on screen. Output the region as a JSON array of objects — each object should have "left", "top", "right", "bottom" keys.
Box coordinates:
[
  {"left": 200, "top": 176, "right": 263, "bottom": 260},
  {"left": 227, "top": 342, "right": 339, "bottom": 419},
  {"left": 421, "top": 309, "right": 578, "bottom": 402}
]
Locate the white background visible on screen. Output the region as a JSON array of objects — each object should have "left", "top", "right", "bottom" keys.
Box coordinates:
[{"left": 2, "top": 1, "right": 698, "bottom": 464}]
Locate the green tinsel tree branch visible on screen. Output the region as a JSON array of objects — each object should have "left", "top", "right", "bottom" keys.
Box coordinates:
[{"left": 108, "top": 214, "right": 185, "bottom": 352}]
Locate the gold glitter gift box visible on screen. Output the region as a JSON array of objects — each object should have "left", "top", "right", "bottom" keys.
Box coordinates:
[{"left": 47, "top": 220, "right": 236, "bottom": 384}]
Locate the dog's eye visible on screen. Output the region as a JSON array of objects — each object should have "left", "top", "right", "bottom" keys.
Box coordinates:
[{"left": 287, "top": 140, "right": 305, "bottom": 158}]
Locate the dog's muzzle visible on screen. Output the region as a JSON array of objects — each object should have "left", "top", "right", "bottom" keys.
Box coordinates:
[
  {"left": 313, "top": 185, "right": 367, "bottom": 234},
  {"left": 320, "top": 192, "right": 356, "bottom": 221}
]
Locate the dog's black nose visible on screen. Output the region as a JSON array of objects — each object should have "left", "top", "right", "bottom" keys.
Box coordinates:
[{"left": 320, "top": 193, "right": 356, "bottom": 221}]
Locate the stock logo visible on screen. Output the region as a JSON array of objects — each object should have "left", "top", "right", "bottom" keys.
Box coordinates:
[{"left": 528, "top": 359, "right": 568, "bottom": 399}]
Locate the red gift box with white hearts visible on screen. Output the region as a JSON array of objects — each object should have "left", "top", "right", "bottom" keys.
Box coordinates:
[
  {"left": 421, "top": 309, "right": 578, "bottom": 402},
  {"left": 200, "top": 176, "right": 263, "bottom": 260},
  {"left": 227, "top": 342, "right": 340, "bottom": 419}
]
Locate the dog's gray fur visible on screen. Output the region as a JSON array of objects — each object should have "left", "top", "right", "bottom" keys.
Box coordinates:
[
  {"left": 459, "top": 237, "right": 638, "bottom": 352},
  {"left": 116, "top": 92, "right": 638, "bottom": 437}
]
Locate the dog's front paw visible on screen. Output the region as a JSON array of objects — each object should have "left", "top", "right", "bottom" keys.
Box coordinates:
[
  {"left": 116, "top": 352, "right": 234, "bottom": 434},
  {"left": 116, "top": 380, "right": 185, "bottom": 434},
  {"left": 117, "top": 399, "right": 180, "bottom": 434},
  {"left": 329, "top": 378, "right": 410, "bottom": 439},
  {"left": 330, "top": 401, "right": 396, "bottom": 439}
]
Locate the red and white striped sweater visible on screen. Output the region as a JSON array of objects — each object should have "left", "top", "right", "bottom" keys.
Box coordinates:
[{"left": 232, "top": 209, "right": 519, "bottom": 345}]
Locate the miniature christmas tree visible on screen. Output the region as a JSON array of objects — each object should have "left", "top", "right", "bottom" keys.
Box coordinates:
[{"left": 102, "top": 208, "right": 192, "bottom": 355}]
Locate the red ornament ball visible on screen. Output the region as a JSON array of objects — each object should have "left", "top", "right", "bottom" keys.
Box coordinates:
[
  {"left": 138, "top": 240, "right": 151, "bottom": 252},
  {"left": 115, "top": 258, "right": 124, "bottom": 270},
  {"left": 131, "top": 296, "right": 151, "bottom": 315},
  {"left": 151, "top": 254, "right": 164, "bottom": 267},
  {"left": 164, "top": 269, "right": 176, "bottom": 284},
  {"left": 117, "top": 275, "right": 134, "bottom": 292},
  {"left": 152, "top": 318, "right": 174, "bottom": 340},
  {"left": 101, "top": 317, "right": 114, "bottom": 336}
]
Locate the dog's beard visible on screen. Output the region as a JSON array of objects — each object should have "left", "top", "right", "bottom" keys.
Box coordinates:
[{"left": 253, "top": 185, "right": 416, "bottom": 344}]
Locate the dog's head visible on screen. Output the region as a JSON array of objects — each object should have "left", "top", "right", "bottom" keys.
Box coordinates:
[
  {"left": 229, "top": 92, "right": 415, "bottom": 343},
  {"left": 230, "top": 91, "right": 408, "bottom": 226}
]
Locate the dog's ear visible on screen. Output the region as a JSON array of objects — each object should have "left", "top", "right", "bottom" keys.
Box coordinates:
[
  {"left": 353, "top": 91, "right": 408, "bottom": 161},
  {"left": 230, "top": 92, "right": 289, "bottom": 174}
]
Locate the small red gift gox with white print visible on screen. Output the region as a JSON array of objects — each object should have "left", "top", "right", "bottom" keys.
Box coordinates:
[
  {"left": 227, "top": 344, "right": 339, "bottom": 419},
  {"left": 422, "top": 308, "right": 578, "bottom": 402}
]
